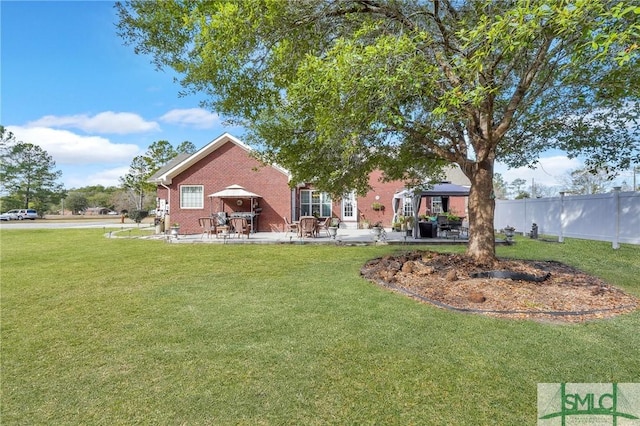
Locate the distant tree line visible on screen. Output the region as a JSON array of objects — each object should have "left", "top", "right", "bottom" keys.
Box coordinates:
[
  {"left": 1, "top": 124, "right": 195, "bottom": 216},
  {"left": 493, "top": 166, "right": 636, "bottom": 200}
]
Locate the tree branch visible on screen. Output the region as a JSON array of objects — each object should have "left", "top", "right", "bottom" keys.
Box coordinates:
[{"left": 493, "top": 36, "right": 554, "bottom": 139}]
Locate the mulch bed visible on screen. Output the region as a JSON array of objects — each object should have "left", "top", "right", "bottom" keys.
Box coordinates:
[{"left": 360, "top": 250, "right": 639, "bottom": 323}]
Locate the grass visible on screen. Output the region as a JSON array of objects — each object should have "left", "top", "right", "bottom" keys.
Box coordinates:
[{"left": 1, "top": 229, "right": 639, "bottom": 424}]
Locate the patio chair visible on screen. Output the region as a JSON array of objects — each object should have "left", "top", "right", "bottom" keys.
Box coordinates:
[
  {"left": 229, "top": 217, "right": 250, "bottom": 238},
  {"left": 437, "top": 215, "right": 451, "bottom": 237},
  {"left": 284, "top": 216, "right": 298, "bottom": 235},
  {"left": 298, "top": 216, "right": 318, "bottom": 238},
  {"left": 198, "top": 217, "right": 216, "bottom": 239},
  {"left": 317, "top": 217, "right": 331, "bottom": 237}
]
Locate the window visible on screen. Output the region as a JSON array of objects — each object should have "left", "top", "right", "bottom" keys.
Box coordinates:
[
  {"left": 431, "top": 197, "right": 443, "bottom": 214},
  {"left": 180, "top": 185, "right": 204, "bottom": 209},
  {"left": 300, "top": 190, "right": 332, "bottom": 217},
  {"left": 403, "top": 198, "right": 414, "bottom": 217}
]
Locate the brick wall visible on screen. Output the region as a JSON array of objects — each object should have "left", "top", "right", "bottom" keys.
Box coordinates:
[
  {"left": 157, "top": 136, "right": 469, "bottom": 234},
  {"left": 161, "top": 141, "right": 291, "bottom": 235},
  {"left": 358, "top": 171, "right": 468, "bottom": 228}
]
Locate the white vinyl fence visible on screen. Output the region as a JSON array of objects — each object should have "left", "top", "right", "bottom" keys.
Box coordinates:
[{"left": 494, "top": 188, "right": 640, "bottom": 248}]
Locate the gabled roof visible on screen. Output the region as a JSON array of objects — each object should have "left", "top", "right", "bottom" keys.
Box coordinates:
[
  {"left": 443, "top": 164, "right": 471, "bottom": 186},
  {"left": 147, "top": 133, "right": 290, "bottom": 185},
  {"left": 148, "top": 153, "right": 191, "bottom": 183}
]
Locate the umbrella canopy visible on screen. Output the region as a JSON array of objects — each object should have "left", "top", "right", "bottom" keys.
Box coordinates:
[
  {"left": 208, "top": 184, "right": 262, "bottom": 198},
  {"left": 393, "top": 182, "right": 470, "bottom": 199}
]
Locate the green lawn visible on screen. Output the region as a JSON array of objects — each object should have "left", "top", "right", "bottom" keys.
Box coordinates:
[{"left": 1, "top": 229, "right": 638, "bottom": 424}]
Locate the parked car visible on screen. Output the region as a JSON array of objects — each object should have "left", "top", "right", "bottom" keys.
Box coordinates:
[
  {"left": 0, "top": 211, "right": 19, "bottom": 221},
  {"left": 6, "top": 209, "right": 38, "bottom": 220}
]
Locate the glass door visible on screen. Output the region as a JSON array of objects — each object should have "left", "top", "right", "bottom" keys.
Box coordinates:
[{"left": 342, "top": 192, "right": 357, "bottom": 221}]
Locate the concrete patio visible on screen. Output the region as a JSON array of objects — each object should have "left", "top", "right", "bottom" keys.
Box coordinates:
[{"left": 147, "top": 227, "right": 481, "bottom": 245}]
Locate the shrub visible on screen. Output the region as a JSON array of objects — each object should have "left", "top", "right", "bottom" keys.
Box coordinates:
[{"left": 129, "top": 209, "right": 148, "bottom": 224}]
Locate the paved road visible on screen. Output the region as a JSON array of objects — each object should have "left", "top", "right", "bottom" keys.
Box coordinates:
[{"left": 0, "top": 219, "right": 148, "bottom": 230}]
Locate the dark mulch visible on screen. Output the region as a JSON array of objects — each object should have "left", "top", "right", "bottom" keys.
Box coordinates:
[{"left": 360, "top": 250, "right": 639, "bottom": 323}]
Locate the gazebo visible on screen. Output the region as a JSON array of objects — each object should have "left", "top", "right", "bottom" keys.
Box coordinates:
[
  {"left": 392, "top": 182, "right": 470, "bottom": 238},
  {"left": 208, "top": 184, "right": 262, "bottom": 231}
]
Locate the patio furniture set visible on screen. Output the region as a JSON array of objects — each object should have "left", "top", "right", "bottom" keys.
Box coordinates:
[
  {"left": 198, "top": 215, "right": 251, "bottom": 239},
  {"left": 284, "top": 216, "right": 334, "bottom": 238}
]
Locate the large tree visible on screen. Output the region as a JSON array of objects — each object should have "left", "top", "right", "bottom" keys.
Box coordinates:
[
  {"left": 120, "top": 140, "right": 193, "bottom": 210},
  {"left": 65, "top": 191, "right": 89, "bottom": 215},
  {"left": 0, "top": 142, "right": 65, "bottom": 211},
  {"left": 117, "top": 0, "right": 639, "bottom": 262},
  {"left": 120, "top": 155, "right": 154, "bottom": 211}
]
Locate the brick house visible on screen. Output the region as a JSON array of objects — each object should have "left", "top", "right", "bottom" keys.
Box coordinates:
[{"left": 149, "top": 133, "right": 469, "bottom": 235}]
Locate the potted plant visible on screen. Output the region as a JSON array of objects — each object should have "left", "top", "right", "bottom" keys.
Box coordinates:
[
  {"left": 370, "top": 221, "right": 384, "bottom": 240},
  {"left": 327, "top": 217, "right": 340, "bottom": 239},
  {"left": 445, "top": 211, "right": 460, "bottom": 222},
  {"left": 170, "top": 223, "right": 180, "bottom": 237},
  {"left": 154, "top": 216, "right": 165, "bottom": 234},
  {"left": 403, "top": 216, "right": 415, "bottom": 236},
  {"left": 371, "top": 202, "right": 384, "bottom": 211}
]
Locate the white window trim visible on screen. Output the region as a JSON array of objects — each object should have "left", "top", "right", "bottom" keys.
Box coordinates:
[
  {"left": 180, "top": 185, "right": 204, "bottom": 209},
  {"left": 300, "top": 189, "right": 332, "bottom": 217},
  {"left": 403, "top": 198, "right": 414, "bottom": 217},
  {"left": 431, "top": 197, "right": 443, "bottom": 214}
]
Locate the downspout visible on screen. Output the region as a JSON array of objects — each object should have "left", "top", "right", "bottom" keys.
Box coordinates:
[
  {"left": 161, "top": 182, "right": 171, "bottom": 228},
  {"left": 291, "top": 188, "right": 298, "bottom": 221}
]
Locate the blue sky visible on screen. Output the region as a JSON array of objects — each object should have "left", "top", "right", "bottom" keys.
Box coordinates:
[
  {"left": 2, "top": 0, "right": 242, "bottom": 189},
  {"left": 1, "top": 1, "right": 634, "bottom": 191}
]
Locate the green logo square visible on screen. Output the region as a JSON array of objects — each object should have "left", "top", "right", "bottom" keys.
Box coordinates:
[{"left": 538, "top": 383, "right": 640, "bottom": 425}]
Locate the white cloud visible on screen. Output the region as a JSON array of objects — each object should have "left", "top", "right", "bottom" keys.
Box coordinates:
[
  {"left": 78, "top": 166, "right": 131, "bottom": 188},
  {"left": 27, "top": 112, "right": 160, "bottom": 134},
  {"left": 7, "top": 126, "right": 141, "bottom": 165},
  {"left": 159, "top": 108, "right": 220, "bottom": 129},
  {"left": 495, "top": 155, "right": 583, "bottom": 187}
]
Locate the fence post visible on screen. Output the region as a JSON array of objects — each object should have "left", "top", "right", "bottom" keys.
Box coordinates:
[
  {"left": 558, "top": 192, "right": 565, "bottom": 243},
  {"left": 522, "top": 198, "right": 528, "bottom": 236},
  {"left": 613, "top": 187, "right": 621, "bottom": 249}
]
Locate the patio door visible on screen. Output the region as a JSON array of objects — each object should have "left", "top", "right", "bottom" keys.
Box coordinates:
[{"left": 341, "top": 192, "right": 357, "bottom": 224}]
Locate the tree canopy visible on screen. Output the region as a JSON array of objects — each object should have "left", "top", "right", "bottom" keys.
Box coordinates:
[
  {"left": 563, "top": 167, "right": 617, "bottom": 195},
  {"left": 117, "top": 0, "right": 639, "bottom": 262},
  {"left": 120, "top": 139, "right": 195, "bottom": 210},
  {"left": 0, "top": 141, "right": 65, "bottom": 211}
]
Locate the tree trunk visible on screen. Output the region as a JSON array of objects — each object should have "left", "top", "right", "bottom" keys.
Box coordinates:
[
  {"left": 465, "top": 159, "right": 496, "bottom": 264},
  {"left": 137, "top": 190, "right": 144, "bottom": 211}
]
